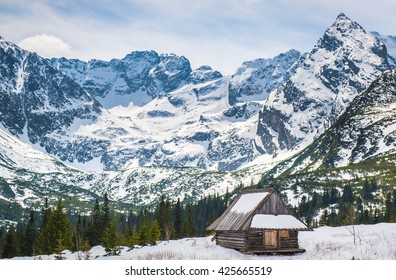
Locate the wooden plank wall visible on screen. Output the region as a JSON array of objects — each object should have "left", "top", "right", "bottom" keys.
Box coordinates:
[{"left": 256, "top": 192, "right": 290, "bottom": 215}]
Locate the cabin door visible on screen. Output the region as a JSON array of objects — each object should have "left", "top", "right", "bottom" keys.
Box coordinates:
[{"left": 264, "top": 230, "right": 278, "bottom": 249}]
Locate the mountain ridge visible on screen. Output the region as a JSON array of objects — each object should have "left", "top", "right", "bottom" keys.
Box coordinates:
[{"left": 1, "top": 13, "right": 396, "bottom": 219}]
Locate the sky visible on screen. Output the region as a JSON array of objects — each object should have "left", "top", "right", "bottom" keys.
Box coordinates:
[{"left": 0, "top": 0, "right": 395, "bottom": 75}]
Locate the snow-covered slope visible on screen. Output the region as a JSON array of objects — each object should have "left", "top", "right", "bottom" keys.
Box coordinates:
[
  {"left": 0, "top": 36, "right": 104, "bottom": 168},
  {"left": 47, "top": 47, "right": 298, "bottom": 171},
  {"left": 255, "top": 13, "right": 391, "bottom": 162},
  {"left": 372, "top": 31, "right": 396, "bottom": 67},
  {"left": 228, "top": 49, "right": 301, "bottom": 105},
  {"left": 263, "top": 69, "right": 396, "bottom": 176},
  {"left": 0, "top": 127, "right": 68, "bottom": 174},
  {"left": 0, "top": 119, "right": 268, "bottom": 208}
]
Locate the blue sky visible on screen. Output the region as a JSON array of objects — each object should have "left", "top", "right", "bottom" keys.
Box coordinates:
[{"left": 0, "top": 0, "right": 395, "bottom": 75}]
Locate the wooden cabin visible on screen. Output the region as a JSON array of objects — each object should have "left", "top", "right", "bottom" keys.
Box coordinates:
[{"left": 207, "top": 188, "right": 311, "bottom": 254}]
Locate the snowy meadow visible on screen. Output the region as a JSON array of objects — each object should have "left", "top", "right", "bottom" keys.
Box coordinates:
[{"left": 11, "top": 223, "right": 396, "bottom": 260}]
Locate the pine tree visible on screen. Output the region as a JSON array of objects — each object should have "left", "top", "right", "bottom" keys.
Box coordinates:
[
  {"left": 102, "top": 216, "right": 122, "bottom": 256},
  {"left": 0, "top": 227, "right": 4, "bottom": 258},
  {"left": 385, "top": 192, "right": 392, "bottom": 222},
  {"left": 40, "top": 198, "right": 50, "bottom": 229},
  {"left": 363, "top": 209, "right": 370, "bottom": 224},
  {"left": 319, "top": 209, "right": 329, "bottom": 226},
  {"left": 38, "top": 199, "right": 74, "bottom": 255},
  {"left": 15, "top": 223, "right": 25, "bottom": 257},
  {"left": 341, "top": 184, "right": 353, "bottom": 204},
  {"left": 102, "top": 193, "right": 111, "bottom": 231},
  {"left": 181, "top": 204, "right": 196, "bottom": 237},
  {"left": 74, "top": 214, "right": 83, "bottom": 252},
  {"left": 322, "top": 189, "right": 330, "bottom": 207},
  {"left": 125, "top": 226, "right": 138, "bottom": 249},
  {"left": 89, "top": 198, "right": 102, "bottom": 246},
  {"left": 54, "top": 233, "right": 67, "bottom": 260},
  {"left": 181, "top": 218, "right": 190, "bottom": 238},
  {"left": 157, "top": 196, "right": 173, "bottom": 240},
  {"left": 174, "top": 198, "right": 182, "bottom": 239},
  {"left": 330, "top": 186, "right": 339, "bottom": 204},
  {"left": 24, "top": 210, "right": 38, "bottom": 256},
  {"left": 138, "top": 210, "right": 150, "bottom": 245},
  {"left": 3, "top": 225, "right": 19, "bottom": 258},
  {"left": 362, "top": 178, "right": 373, "bottom": 200},
  {"left": 149, "top": 220, "right": 161, "bottom": 245}
]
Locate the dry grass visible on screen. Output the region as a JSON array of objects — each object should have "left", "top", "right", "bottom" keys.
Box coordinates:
[{"left": 137, "top": 251, "right": 179, "bottom": 260}]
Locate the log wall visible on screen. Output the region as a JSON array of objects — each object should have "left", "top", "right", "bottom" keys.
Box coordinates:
[
  {"left": 279, "top": 230, "right": 299, "bottom": 249},
  {"left": 215, "top": 231, "right": 246, "bottom": 250}
]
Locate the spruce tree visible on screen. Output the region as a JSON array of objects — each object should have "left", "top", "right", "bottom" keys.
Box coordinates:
[
  {"left": 341, "top": 184, "right": 353, "bottom": 204},
  {"left": 3, "top": 225, "right": 19, "bottom": 258},
  {"left": 24, "top": 210, "right": 38, "bottom": 256},
  {"left": 102, "top": 216, "right": 122, "bottom": 255},
  {"left": 149, "top": 220, "right": 161, "bottom": 245},
  {"left": 38, "top": 199, "right": 74, "bottom": 254},
  {"left": 370, "top": 178, "right": 378, "bottom": 192},
  {"left": 385, "top": 192, "right": 392, "bottom": 222},
  {"left": 363, "top": 209, "right": 370, "bottom": 224},
  {"left": 322, "top": 189, "right": 330, "bottom": 207},
  {"left": 54, "top": 233, "right": 67, "bottom": 260},
  {"left": 174, "top": 198, "right": 182, "bottom": 239},
  {"left": 102, "top": 193, "right": 111, "bottom": 231},
  {"left": 319, "top": 210, "right": 329, "bottom": 226},
  {"left": 157, "top": 196, "right": 173, "bottom": 240},
  {"left": 15, "top": 223, "right": 25, "bottom": 257},
  {"left": 138, "top": 211, "right": 150, "bottom": 245},
  {"left": 74, "top": 214, "right": 83, "bottom": 252},
  {"left": 40, "top": 197, "right": 50, "bottom": 229},
  {"left": 0, "top": 227, "right": 4, "bottom": 258},
  {"left": 330, "top": 186, "right": 339, "bottom": 204},
  {"left": 125, "top": 226, "right": 138, "bottom": 249},
  {"left": 89, "top": 198, "right": 102, "bottom": 246},
  {"left": 181, "top": 204, "right": 196, "bottom": 237},
  {"left": 362, "top": 178, "right": 373, "bottom": 200}
]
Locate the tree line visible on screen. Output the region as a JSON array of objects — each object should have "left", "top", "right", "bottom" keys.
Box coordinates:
[
  {"left": 288, "top": 178, "right": 396, "bottom": 227},
  {"left": 0, "top": 192, "right": 229, "bottom": 259}
]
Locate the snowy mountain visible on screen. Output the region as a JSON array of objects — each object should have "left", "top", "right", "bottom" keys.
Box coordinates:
[
  {"left": 50, "top": 52, "right": 211, "bottom": 108},
  {"left": 46, "top": 48, "right": 299, "bottom": 171},
  {"left": 228, "top": 49, "right": 301, "bottom": 105},
  {"left": 0, "top": 121, "right": 266, "bottom": 211},
  {"left": 262, "top": 69, "right": 396, "bottom": 177},
  {"left": 0, "top": 36, "right": 104, "bottom": 167},
  {"left": 1, "top": 13, "right": 396, "bottom": 220},
  {"left": 371, "top": 31, "right": 396, "bottom": 67},
  {"left": 3, "top": 13, "right": 389, "bottom": 173},
  {"left": 255, "top": 13, "right": 391, "bottom": 162}
]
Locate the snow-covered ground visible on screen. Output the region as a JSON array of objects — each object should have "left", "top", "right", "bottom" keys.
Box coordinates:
[{"left": 11, "top": 223, "right": 396, "bottom": 260}]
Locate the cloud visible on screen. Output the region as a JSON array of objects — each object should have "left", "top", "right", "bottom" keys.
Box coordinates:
[{"left": 18, "top": 34, "right": 72, "bottom": 58}]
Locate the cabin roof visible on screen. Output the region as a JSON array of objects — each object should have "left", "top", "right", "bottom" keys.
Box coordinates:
[
  {"left": 207, "top": 188, "right": 309, "bottom": 231},
  {"left": 250, "top": 214, "right": 309, "bottom": 230}
]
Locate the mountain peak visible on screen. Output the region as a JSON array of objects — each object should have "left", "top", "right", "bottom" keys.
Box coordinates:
[{"left": 330, "top": 13, "right": 364, "bottom": 33}]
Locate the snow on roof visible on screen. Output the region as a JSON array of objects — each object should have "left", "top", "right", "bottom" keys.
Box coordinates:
[
  {"left": 230, "top": 192, "right": 269, "bottom": 214},
  {"left": 250, "top": 214, "right": 308, "bottom": 230}
]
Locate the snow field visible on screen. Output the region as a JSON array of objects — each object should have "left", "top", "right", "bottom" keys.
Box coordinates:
[{"left": 10, "top": 223, "right": 396, "bottom": 260}]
